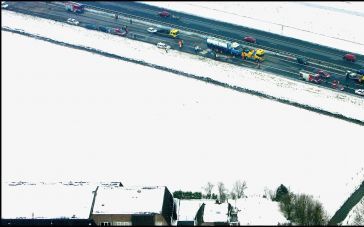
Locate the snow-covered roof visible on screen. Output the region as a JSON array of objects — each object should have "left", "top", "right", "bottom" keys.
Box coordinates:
[
  {"left": 92, "top": 186, "right": 166, "bottom": 215},
  {"left": 2, "top": 182, "right": 96, "bottom": 219},
  {"left": 203, "top": 202, "right": 229, "bottom": 223},
  {"left": 177, "top": 200, "right": 204, "bottom": 221},
  {"left": 235, "top": 197, "right": 288, "bottom": 225}
]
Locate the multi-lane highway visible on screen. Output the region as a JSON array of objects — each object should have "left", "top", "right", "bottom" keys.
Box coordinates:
[{"left": 3, "top": 1, "right": 364, "bottom": 96}]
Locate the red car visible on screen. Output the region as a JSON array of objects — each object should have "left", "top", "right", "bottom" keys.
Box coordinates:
[
  {"left": 332, "top": 80, "right": 345, "bottom": 91},
  {"left": 243, "top": 36, "right": 256, "bottom": 43},
  {"left": 316, "top": 69, "right": 331, "bottom": 78},
  {"left": 158, "top": 10, "right": 170, "bottom": 17},
  {"left": 343, "top": 53, "right": 356, "bottom": 62}
]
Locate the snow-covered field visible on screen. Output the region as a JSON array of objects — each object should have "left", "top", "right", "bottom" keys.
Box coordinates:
[
  {"left": 2, "top": 9, "right": 364, "bottom": 221},
  {"left": 143, "top": 2, "right": 364, "bottom": 55}
]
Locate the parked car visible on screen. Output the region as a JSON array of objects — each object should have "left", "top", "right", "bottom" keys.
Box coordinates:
[
  {"left": 67, "top": 18, "right": 79, "bottom": 25},
  {"left": 243, "top": 36, "right": 256, "bottom": 43},
  {"left": 316, "top": 69, "right": 331, "bottom": 78},
  {"left": 297, "top": 57, "right": 309, "bottom": 65},
  {"left": 355, "top": 89, "right": 364, "bottom": 96},
  {"left": 158, "top": 10, "right": 170, "bottom": 17},
  {"left": 343, "top": 53, "right": 356, "bottom": 62},
  {"left": 157, "top": 42, "right": 171, "bottom": 49},
  {"left": 147, "top": 27, "right": 157, "bottom": 33}
]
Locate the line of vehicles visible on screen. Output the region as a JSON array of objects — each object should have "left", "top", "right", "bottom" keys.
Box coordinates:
[{"left": 61, "top": 2, "right": 364, "bottom": 96}]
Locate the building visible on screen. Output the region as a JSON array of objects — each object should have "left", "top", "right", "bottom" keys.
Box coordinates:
[
  {"left": 91, "top": 186, "right": 177, "bottom": 226},
  {"left": 2, "top": 181, "right": 98, "bottom": 226},
  {"left": 196, "top": 201, "right": 234, "bottom": 226},
  {"left": 176, "top": 199, "right": 206, "bottom": 226}
]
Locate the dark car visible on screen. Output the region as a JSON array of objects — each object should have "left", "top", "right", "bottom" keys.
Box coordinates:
[
  {"left": 317, "top": 69, "right": 331, "bottom": 78},
  {"left": 297, "top": 57, "right": 309, "bottom": 65},
  {"left": 357, "top": 69, "right": 364, "bottom": 75},
  {"left": 343, "top": 53, "right": 356, "bottom": 62},
  {"left": 158, "top": 10, "right": 170, "bottom": 17},
  {"left": 243, "top": 36, "right": 256, "bottom": 43}
]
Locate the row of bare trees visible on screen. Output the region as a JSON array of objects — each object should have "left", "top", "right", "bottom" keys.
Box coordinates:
[{"left": 203, "top": 180, "right": 247, "bottom": 203}]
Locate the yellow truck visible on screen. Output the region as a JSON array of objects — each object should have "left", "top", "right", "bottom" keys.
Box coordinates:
[
  {"left": 242, "top": 48, "right": 265, "bottom": 62},
  {"left": 156, "top": 28, "right": 179, "bottom": 38}
]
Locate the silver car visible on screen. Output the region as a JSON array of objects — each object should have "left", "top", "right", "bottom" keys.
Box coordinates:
[
  {"left": 354, "top": 89, "right": 364, "bottom": 96},
  {"left": 67, "top": 18, "right": 80, "bottom": 25},
  {"left": 147, "top": 27, "right": 157, "bottom": 33}
]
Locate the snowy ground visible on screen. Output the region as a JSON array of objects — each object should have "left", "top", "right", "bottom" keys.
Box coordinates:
[
  {"left": 142, "top": 2, "right": 364, "bottom": 55},
  {"left": 2, "top": 10, "right": 364, "bottom": 220},
  {"left": 342, "top": 196, "right": 364, "bottom": 225}
]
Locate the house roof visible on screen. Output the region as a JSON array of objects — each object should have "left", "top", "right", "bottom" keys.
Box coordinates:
[
  {"left": 2, "top": 182, "right": 96, "bottom": 219},
  {"left": 92, "top": 186, "right": 167, "bottom": 215},
  {"left": 177, "top": 200, "right": 205, "bottom": 221},
  {"left": 203, "top": 202, "right": 229, "bottom": 223}
]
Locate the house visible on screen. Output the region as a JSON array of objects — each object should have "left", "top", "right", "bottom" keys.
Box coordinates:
[
  {"left": 2, "top": 181, "right": 98, "bottom": 226},
  {"left": 176, "top": 199, "right": 206, "bottom": 226},
  {"left": 196, "top": 201, "right": 234, "bottom": 226},
  {"left": 90, "top": 186, "right": 177, "bottom": 226}
]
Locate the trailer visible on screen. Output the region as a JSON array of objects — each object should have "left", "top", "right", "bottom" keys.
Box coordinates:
[{"left": 206, "top": 37, "right": 242, "bottom": 57}]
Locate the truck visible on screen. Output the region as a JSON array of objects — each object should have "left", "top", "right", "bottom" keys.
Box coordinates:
[
  {"left": 242, "top": 48, "right": 265, "bottom": 62},
  {"left": 299, "top": 71, "right": 321, "bottom": 84},
  {"left": 155, "top": 28, "right": 179, "bottom": 38},
  {"left": 65, "top": 2, "right": 85, "bottom": 13},
  {"left": 206, "top": 37, "right": 242, "bottom": 57},
  {"left": 346, "top": 71, "right": 364, "bottom": 83}
]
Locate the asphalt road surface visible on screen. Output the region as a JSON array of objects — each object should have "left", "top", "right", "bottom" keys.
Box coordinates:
[{"left": 3, "top": 1, "right": 364, "bottom": 96}]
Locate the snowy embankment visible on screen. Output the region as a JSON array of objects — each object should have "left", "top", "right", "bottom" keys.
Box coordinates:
[
  {"left": 2, "top": 10, "right": 364, "bottom": 122},
  {"left": 142, "top": 2, "right": 364, "bottom": 55},
  {"left": 2, "top": 10, "right": 364, "bottom": 219}
]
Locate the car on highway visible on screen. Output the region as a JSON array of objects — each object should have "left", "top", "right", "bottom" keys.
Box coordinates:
[
  {"left": 355, "top": 89, "right": 364, "bottom": 96},
  {"left": 2, "top": 1, "right": 8, "bottom": 8},
  {"left": 316, "top": 69, "right": 331, "bottom": 78},
  {"left": 332, "top": 80, "right": 344, "bottom": 91},
  {"left": 243, "top": 36, "right": 256, "bottom": 43},
  {"left": 343, "top": 53, "right": 356, "bottom": 62},
  {"left": 147, "top": 27, "right": 157, "bottom": 33},
  {"left": 158, "top": 10, "right": 170, "bottom": 17},
  {"left": 66, "top": 18, "right": 79, "bottom": 25},
  {"left": 157, "top": 42, "right": 171, "bottom": 49},
  {"left": 357, "top": 69, "right": 364, "bottom": 76},
  {"left": 297, "top": 57, "right": 309, "bottom": 65}
]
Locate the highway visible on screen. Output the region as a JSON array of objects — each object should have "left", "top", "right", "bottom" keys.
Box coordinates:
[{"left": 3, "top": 1, "right": 364, "bottom": 97}]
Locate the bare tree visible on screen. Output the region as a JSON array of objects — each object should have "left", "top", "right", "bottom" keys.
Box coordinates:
[
  {"left": 203, "top": 182, "right": 214, "bottom": 199},
  {"left": 280, "top": 193, "right": 328, "bottom": 225},
  {"left": 232, "top": 180, "right": 247, "bottom": 199},
  {"left": 217, "top": 182, "right": 227, "bottom": 203}
]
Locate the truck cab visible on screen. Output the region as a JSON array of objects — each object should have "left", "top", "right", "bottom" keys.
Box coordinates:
[
  {"left": 169, "top": 29, "right": 179, "bottom": 38},
  {"left": 242, "top": 48, "right": 265, "bottom": 62},
  {"left": 299, "top": 71, "right": 321, "bottom": 84}
]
